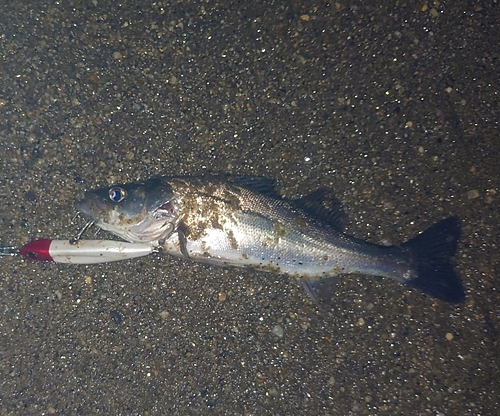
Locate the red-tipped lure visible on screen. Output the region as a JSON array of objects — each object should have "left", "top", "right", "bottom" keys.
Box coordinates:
[{"left": 17, "top": 239, "right": 155, "bottom": 264}]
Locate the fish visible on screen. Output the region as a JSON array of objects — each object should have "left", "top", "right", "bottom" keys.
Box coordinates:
[{"left": 75, "top": 176, "right": 464, "bottom": 303}]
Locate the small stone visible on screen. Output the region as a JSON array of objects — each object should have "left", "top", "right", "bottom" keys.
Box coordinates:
[
  {"left": 54, "top": 290, "right": 62, "bottom": 300},
  {"left": 169, "top": 75, "right": 179, "bottom": 85},
  {"left": 445, "top": 332, "right": 454, "bottom": 341},
  {"left": 467, "top": 189, "right": 479, "bottom": 199},
  {"left": 218, "top": 291, "right": 227, "bottom": 302},
  {"left": 300, "top": 14, "right": 310, "bottom": 22},
  {"left": 357, "top": 317, "right": 365, "bottom": 326},
  {"left": 88, "top": 73, "right": 99, "bottom": 83},
  {"left": 159, "top": 310, "right": 170, "bottom": 319},
  {"left": 430, "top": 8, "right": 439, "bottom": 17},
  {"left": 272, "top": 324, "right": 284, "bottom": 338},
  {"left": 112, "top": 51, "right": 123, "bottom": 60},
  {"left": 267, "top": 387, "right": 279, "bottom": 397}
]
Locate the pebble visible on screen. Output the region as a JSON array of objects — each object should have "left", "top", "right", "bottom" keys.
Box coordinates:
[
  {"left": 267, "top": 386, "right": 279, "bottom": 397},
  {"left": 445, "top": 332, "right": 454, "bottom": 341},
  {"left": 159, "top": 310, "right": 170, "bottom": 319},
  {"left": 112, "top": 51, "right": 123, "bottom": 60},
  {"left": 272, "top": 324, "right": 284, "bottom": 338},
  {"left": 467, "top": 189, "right": 479, "bottom": 199}
]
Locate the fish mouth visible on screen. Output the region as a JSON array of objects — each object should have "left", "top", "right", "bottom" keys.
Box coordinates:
[
  {"left": 74, "top": 195, "right": 108, "bottom": 221},
  {"left": 75, "top": 194, "right": 175, "bottom": 243}
]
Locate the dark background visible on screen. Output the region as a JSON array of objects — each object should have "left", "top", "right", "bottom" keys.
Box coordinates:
[{"left": 0, "top": 1, "right": 498, "bottom": 414}]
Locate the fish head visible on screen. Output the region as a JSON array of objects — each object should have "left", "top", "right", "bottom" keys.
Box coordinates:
[{"left": 75, "top": 178, "right": 179, "bottom": 244}]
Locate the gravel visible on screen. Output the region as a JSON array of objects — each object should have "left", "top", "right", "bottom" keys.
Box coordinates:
[{"left": 0, "top": 0, "right": 498, "bottom": 414}]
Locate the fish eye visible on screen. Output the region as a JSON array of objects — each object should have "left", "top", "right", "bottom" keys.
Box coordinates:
[{"left": 109, "top": 187, "right": 127, "bottom": 203}]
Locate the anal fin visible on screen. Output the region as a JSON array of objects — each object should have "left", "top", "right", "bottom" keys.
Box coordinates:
[{"left": 298, "top": 276, "right": 340, "bottom": 304}]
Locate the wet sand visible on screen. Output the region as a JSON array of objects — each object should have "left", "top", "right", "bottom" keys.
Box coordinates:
[{"left": 0, "top": 1, "right": 498, "bottom": 414}]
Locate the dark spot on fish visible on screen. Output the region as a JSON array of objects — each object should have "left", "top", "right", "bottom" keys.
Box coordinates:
[
  {"left": 226, "top": 229, "right": 238, "bottom": 250},
  {"left": 258, "top": 263, "right": 282, "bottom": 273}
]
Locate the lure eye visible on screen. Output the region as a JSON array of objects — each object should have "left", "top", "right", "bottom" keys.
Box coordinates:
[{"left": 108, "top": 187, "right": 127, "bottom": 203}]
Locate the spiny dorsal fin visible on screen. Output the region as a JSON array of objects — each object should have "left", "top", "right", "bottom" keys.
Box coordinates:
[{"left": 227, "top": 176, "right": 282, "bottom": 199}]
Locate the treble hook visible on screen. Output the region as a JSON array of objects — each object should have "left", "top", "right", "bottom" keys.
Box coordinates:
[{"left": 70, "top": 220, "right": 95, "bottom": 245}]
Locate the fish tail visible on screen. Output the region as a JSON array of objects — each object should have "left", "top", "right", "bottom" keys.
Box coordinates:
[{"left": 402, "top": 217, "right": 464, "bottom": 303}]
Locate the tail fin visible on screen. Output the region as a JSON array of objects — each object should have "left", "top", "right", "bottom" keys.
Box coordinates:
[{"left": 402, "top": 217, "right": 464, "bottom": 303}]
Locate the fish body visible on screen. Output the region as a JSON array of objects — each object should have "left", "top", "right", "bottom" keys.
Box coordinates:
[{"left": 76, "top": 176, "right": 464, "bottom": 303}]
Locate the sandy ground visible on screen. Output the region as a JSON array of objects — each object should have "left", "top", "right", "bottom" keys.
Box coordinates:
[{"left": 0, "top": 1, "right": 498, "bottom": 414}]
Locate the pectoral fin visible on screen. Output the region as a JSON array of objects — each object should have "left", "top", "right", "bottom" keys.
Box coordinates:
[{"left": 177, "top": 222, "right": 190, "bottom": 259}]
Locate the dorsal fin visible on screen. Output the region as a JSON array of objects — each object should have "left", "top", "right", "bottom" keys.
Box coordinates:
[
  {"left": 226, "top": 176, "right": 282, "bottom": 199},
  {"left": 293, "top": 188, "right": 347, "bottom": 231}
]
